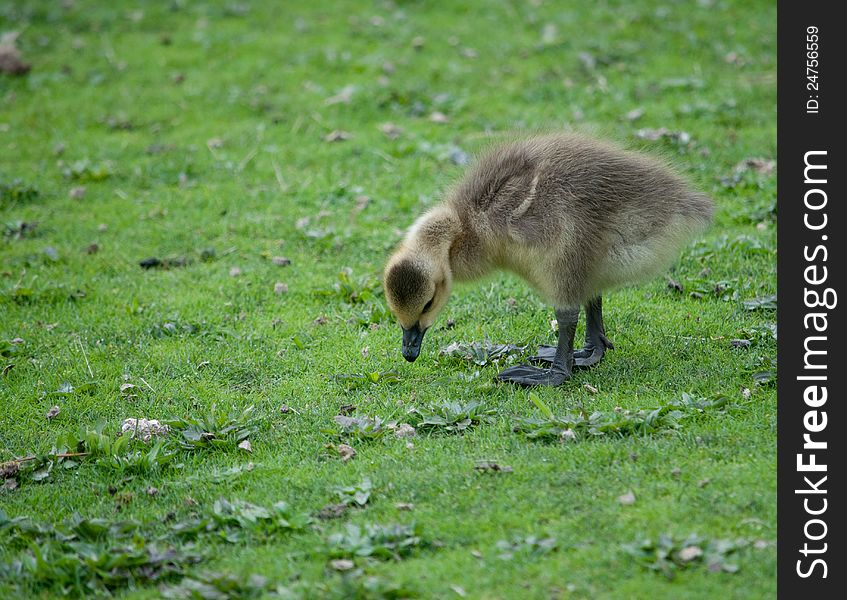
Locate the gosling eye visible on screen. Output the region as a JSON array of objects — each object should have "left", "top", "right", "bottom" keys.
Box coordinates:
[{"left": 422, "top": 295, "right": 435, "bottom": 314}]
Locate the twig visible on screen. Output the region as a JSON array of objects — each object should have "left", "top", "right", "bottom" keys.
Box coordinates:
[
  {"left": 76, "top": 336, "right": 94, "bottom": 378},
  {"left": 139, "top": 377, "right": 155, "bottom": 393},
  {"left": 237, "top": 147, "right": 258, "bottom": 172},
  {"left": 271, "top": 159, "right": 288, "bottom": 192},
  {"left": 12, "top": 452, "right": 90, "bottom": 463}
]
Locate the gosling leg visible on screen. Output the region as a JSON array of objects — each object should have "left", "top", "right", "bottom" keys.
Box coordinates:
[
  {"left": 573, "top": 296, "right": 614, "bottom": 367},
  {"left": 530, "top": 296, "right": 613, "bottom": 368},
  {"left": 496, "top": 307, "right": 578, "bottom": 387}
]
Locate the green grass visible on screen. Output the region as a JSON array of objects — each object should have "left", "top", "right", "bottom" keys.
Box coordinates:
[{"left": 1, "top": 0, "right": 775, "bottom": 598}]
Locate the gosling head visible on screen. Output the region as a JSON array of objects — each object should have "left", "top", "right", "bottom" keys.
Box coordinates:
[{"left": 383, "top": 252, "right": 453, "bottom": 362}]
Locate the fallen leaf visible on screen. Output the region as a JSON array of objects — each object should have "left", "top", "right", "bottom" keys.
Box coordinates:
[
  {"left": 271, "top": 256, "right": 291, "bottom": 266},
  {"left": 379, "top": 122, "right": 404, "bottom": 139},
  {"left": 617, "top": 491, "right": 636, "bottom": 505},
  {"left": 238, "top": 439, "right": 253, "bottom": 453},
  {"left": 324, "top": 85, "right": 356, "bottom": 106},
  {"left": 394, "top": 423, "right": 417, "bottom": 438},
  {"left": 45, "top": 405, "right": 61, "bottom": 420},
  {"left": 667, "top": 278, "right": 683, "bottom": 293},
  {"left": 698, "top": 478, "right": 711, "bottom": 488},
  {"left": 730, "top": 339, "right": 751, "bottom": 348},
  {"left": 411, "top": 36, "right": 425, "bottom": 49},
  {"left": 85, "top": 243, "right": 99, "bottom": 254},
  {"left": 0, "top": 33, "right": 31, "bottom": 75},
  {"left": 678, "top": 546, "right": 703, "bottom": 562},
  {"left": 734, "top": 157, "right": 775, "bottom": 176},
  {"left": 274, "top": 282, "right": 288, "bottom": 294},
  {"left": 636, "top": 128, "right": 691, "bottom": 145},
  {"left": 625, "top": 107, "right": 645, "bottom": 121},
  {"left": 474, "top": 461, "right": 513, "bottom": 474},
  {"left": 120, "top": 418, "right": 170, "bottom": 442},
  {"left": 146, "top": 486, "right": 159, "bottom": 496},
  {"left": 330, "top": 559, "right": 355, "bottom": 571},
  {"left": 69, "top": 186, "right": 86, "bottom": 199},
  {"left": 317, "top": 502, "right": 348, "bottom": 520},
  {"left": 429, "top": 111, "right": 449, "bottom": 124},
  {"left": 583, "top": 383, "right": 598, "bottom": 394},
  {"left": 229, "top": 266, "right": 242, "bottom": 277},
  {"left": 337, "top": 444, "right": 356, "bottom": 462},
  {"left": 395, "top": 502, "right": 414, "bottom": 511},
  {"left": 451, "top": 585, "right": 467, "bottom": 597},
  {"left": 324, "top": 130, "right": 353, "bottom": 142}
]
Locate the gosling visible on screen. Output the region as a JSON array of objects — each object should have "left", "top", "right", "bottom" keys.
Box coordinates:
[{"left": 383, "top": 133, "right": 713, "bottom": 386}]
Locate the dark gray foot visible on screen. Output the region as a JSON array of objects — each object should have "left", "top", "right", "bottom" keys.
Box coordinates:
[
  {"left": 496, "top": 364, "right": 570, "bottom": 387},
  {"left": 498, "top": 307, "right": 578, "bottom": 388},
  {"left": 529, "top": 296, "right": 614, "bottom": 369}
]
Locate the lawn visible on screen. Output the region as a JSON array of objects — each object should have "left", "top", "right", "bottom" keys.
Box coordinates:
[{"left": 1, "top": 1, "right": 776, "bottom": 598}]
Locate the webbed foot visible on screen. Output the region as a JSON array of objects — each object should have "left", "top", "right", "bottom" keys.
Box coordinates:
[
  {"left": 496, "top": 363, "right": 570, "bottom": 387},
  {"left": 530, "top": 340, "right": 613, "bottom": 368}
]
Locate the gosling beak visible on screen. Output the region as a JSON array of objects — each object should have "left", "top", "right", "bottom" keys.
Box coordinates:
[{"left": 401, "top": 323, "right": 427, "bottom": 362}]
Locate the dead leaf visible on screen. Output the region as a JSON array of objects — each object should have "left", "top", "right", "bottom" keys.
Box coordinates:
[
  {"left": 206, "top": 137, "right": 223, "bottom": 149},
  {"left": 274, "top": 282, "right": 288, "bottom": 294},
  {"left": 395, "top": 502, "right": 414, "bottom": 511},
  {"left": 1, "top": 460, "right": 21, "bottom": 479},
  {"left": 698, "top": 478, "right": 711, "bottom": 488},
  {"left": 734, "top": 157, "right": 775, "bottom": 176},
  {"left": 474, "top": 461, "right": 513, "bottom": 473},
  {"left": 337, "top": 444, "right": 356, "bottom": 462},
  {"left": 45, "top": 405, "right": 61, "bottom": 420},
  {"left": 451, "top": 585, "right": 467, "bottom": 597},
  {"left": 197, "top": 360, "right": 210, "bottom": 370},
  {"left": 636, "top": 128, "right": 691, "bottom": 144},
  {"left": 583, "top": 383, "right": 598, "bottom": 394},
  {"left": 69, "top": 186, "right": 86, "bottom": 199},
  {"left": 625, "top": 107, "right": 645, "bottom": 122},
  {"left": 0, "top": 33, "right": 31, "bottom": 75},
  {"left": 85, "top": 243, "right": 99, "bottom": 254},
  {"left": 617, "top": 491, "right": 636, "bottom": 505},
  {"left": 120, "top": 418, "right": 169, "bottom": 442},
  {"left": 429, "top": 111, "right": 449, "bottom": 124},
  {"left": 471, "top": 550, "right": 483, "bottom": 559},
  {"left": 146, "top": 486, "right": 159, "bottom": 496},
  {"left": 324, "top": 130, "right": 353, "bottom": 143},
  {"left": 330, "top": 559, "right": 355, "bottom": 571},
  {"left": 238, "top": 439, "right": 253, "bottom": 453},
  {"left": 361, "top": 346, "right": 369, "bottom": 358},
  {"left": 271, "top": 256, "right": 291, "bottom": 266},
  {"left": 354, "top": 194, "right": 370, "bottom": 212},
  {"left": 411, "top": 36, "right": 425, "bottom": 50},
  {"left": 324, "top": 85, "right": 355, "bottom": 106},
  {"left": 678, "top": 545, "right": 703, "bottom": 562},
  {"left": 379, "top": 122, "right": 404, "bottom": 139},
  {"left": 667, "top": 278, "right": 683, "bottom": 293},
  {"left": 394, "top": 423, "right": 417, "bottom": 438},
  {"left": 229, "top": 266, "right": 242, "bottom": 277},
  {"left": 317, "top": 502, "right": 348, "bottom": 520}
]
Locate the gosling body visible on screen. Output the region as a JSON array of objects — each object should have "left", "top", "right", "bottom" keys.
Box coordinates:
[{"left": 384, "top": 133, "right": 713, "bottom": 386}]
